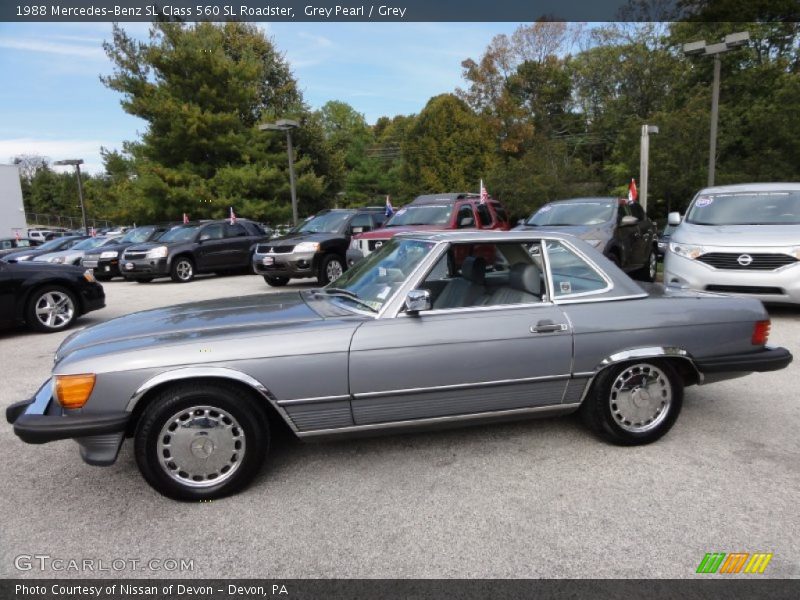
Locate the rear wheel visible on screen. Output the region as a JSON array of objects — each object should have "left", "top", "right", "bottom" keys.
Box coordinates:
[
  {"left": 580, "top": 360, "right": 683, "bottom": 445},
  {"left": 170, "top": 257, "right": 195, "bottom": 283},
  {"left": 134, "top": 382, "right": 269, "bottom": 501},
  {"left": 263, "top": 275, "right": 289, "bottom": 287},
  {"left": 26, "top": 286, "right": 78, "bottom": 333},
  {"left": 633, "top": 247, "right": 657, "bottom": 282},
  {"left": 318, "top": 254, "right": 345, "bottom": 285}
]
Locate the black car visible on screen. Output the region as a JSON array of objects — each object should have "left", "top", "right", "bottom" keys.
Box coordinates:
[
  {"left": 0, "top": 261, "right": 105, "bottom": 333},
  {"left": 657, "top": 223, "right": 677, "bottom": 259},
  {"left": 2, "top": 235, "right": 89, "bottom": 263},
  {"left": 121, "top": 219, "right": 269, "bottom": 283},
  {"left": 515, "top": 197, "right": 659, "bottom": 281},
  {"left": 252, "top": 207, "right": 387, "bottom": 286},
  {"left": 0, "top": 238, "right": 39, "bottom": 259},
  {"left": 81, "top": 224, "right": 176, "bottom": 281}
]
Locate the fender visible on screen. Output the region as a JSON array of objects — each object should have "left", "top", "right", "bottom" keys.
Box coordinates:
[{"left": 126, "top": 366, "right": 299, "bottom": 433}]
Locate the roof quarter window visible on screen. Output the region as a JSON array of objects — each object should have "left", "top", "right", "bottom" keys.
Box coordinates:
[{"left": 545, "top": 240, "right": 611, "bottom": 299}]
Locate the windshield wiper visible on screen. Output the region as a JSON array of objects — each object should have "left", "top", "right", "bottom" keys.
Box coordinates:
[{"left": 313, "top": 288, "right": 378, "bottom": 313}]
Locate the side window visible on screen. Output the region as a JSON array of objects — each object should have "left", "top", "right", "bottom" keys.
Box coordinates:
[
  {"left": 0, "top": 240, "right": 12, "bottom": 249},
  {"left": 547, "top": 241, "right": 608, "bottom": 297},
  {"left": 492, "top": 203, "right": 508, "bottom": 224},
  {"left": 456, "top": 205, "right": 476, "bottom": 229},
  {"left": 476, "top": 203, "right": 493, "bottom": 228},
  {"left": 200, "top": 223, "right": 224, "bottom": 240},
  {"left": 226, "top": 223, "right": 247, "bottom": 238},
  {"left": 349, "top": 214, "right": 373, "bottom": 234},
  {"left": 618, "top": 203, "right": 632, "bottom": 222},
  {"left": 630, "top": 203, "right": 646, "bottom": 221}
]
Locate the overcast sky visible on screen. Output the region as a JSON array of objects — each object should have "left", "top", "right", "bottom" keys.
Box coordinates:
[{"left": 0, "top": 21, "right": 520, "bottom": 174}]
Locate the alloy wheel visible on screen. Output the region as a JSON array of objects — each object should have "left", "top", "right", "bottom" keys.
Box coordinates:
[
  {"left": 34, "top": 291, "right": 75, "bottom": 330},
  {"left": 608, "top": 363, "right": 672, "bottom": 433}
]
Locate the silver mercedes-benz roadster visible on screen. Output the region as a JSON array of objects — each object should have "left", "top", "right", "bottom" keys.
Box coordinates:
[{"left": 7, "top": 231, "right": 792, "bottom": 500}]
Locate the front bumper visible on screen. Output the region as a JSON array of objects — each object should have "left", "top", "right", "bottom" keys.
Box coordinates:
[
  {"left": 346, "top": 248, "right": 366, "bottom": 267},
  {"left": 252, "top": 250, "right": 318, "bottom": 278},
  {"left": 83, "top": 256, "right": 120, "bottom": 277},
  {"left": 664, "top": 252, "right": 800, "bottom": 304},
  {"left": 120, "top": 256, "right": 169, "bottom": 279},
  {"left": 7, "top": 379, "right": 129, "bottom": 466}
]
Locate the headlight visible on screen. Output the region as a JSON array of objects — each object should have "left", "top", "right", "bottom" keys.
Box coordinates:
[
  {"left": 50, "top": 256, "right": 65, "bottom": 264},
  {"left": 669, "top": 242, "right": 706, "bottom": 259},
  {"left": 584, "top": 239, "right": 604, "bottom": 249},
  {"left": 145, "top": 246, "right": 168, "bottom": 259},
  {"left": 295, "top": 242, "right": 320, "bottom": 252},
  {"left": 83, "top": 269, "right": 96, "bottom": 283},
  {"left": 100, "top": 251, "right": 118, "bottom": 259}
]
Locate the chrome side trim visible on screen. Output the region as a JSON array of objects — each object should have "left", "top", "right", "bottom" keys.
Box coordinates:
[
  {"left": 297, "top": 402, "right": 582, "bottom": 438},
  {"left": 277, "top": 394, "right": 352, "bottom": 406},
  {"left": 555, "top": 293, "right": 649, "bottom": 305},
  {"left": 399, "top": 300, "right": 556, "bottom": 318},
  {"left": 577, "top": 346, "right": 704, "bottom": 404},
  {"left": 127, "top": 367, "right": 299, "bottom": 433},
  {"left": 354, "top": 373, "right": 571, "bottom": 399}
]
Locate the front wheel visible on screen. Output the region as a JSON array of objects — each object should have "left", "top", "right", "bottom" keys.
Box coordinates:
[
  {"left": 26, "top": 286, "right": 78, "bottom": 333},
  {"left": 318, "top": 254, "right": 345, "bottom": 285},
  {"left": 580, "top": 361, "right": 683, "bottom": 445},
  {"left": 263, "top": 275, "right": 289, "bottom": 287},
  {"left": 170, "top": 257, "right": 195, "bottom": 283},
  {"left": 134, "top": 382, "right": 269, "bottom": 501}
]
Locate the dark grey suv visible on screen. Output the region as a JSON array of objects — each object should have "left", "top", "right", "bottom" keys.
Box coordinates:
[{"left": 515, "top": 197, "right": 658, "bottom": 281}]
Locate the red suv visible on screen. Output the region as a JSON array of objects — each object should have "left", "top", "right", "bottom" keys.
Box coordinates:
[{"left": 346, "top": 193, "right": 511, "bottom": 266}]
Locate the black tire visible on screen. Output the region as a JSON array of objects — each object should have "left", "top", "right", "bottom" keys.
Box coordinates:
[
  {"left": 579, "top": 360, "right": 683, "bottom": 446},
  {"left": 263, "top": 275, "right": 289, "bottom": 287},
  {"left": 134, "top": 382, "right": 269, "bottom": 501},
  {"left": 25, "top": 285, "right": 79, "bottom": 333},
  {"left": 633, "top": 247, "right": 658, "bottom": 282},
  {"left": 135, "top": 277, "right": 154, "bottom": 283},
  {"left": 170, "top": 256, "right": 195, "bottom": 283},
  {"left": 318, "top": 254, "right": 345, "bottom": 285}
]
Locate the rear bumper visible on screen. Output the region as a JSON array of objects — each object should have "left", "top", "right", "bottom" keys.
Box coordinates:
[
  {"left": 7, "top": 379, "right": 128, "bottom": 465},
  {"left": 695, "top": 346, "right": 793, "bottom": 375}
]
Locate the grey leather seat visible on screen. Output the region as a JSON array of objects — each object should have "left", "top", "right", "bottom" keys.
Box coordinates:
[
  {"left": 481, "top": 262, "right": 542, "bottom": 306},
  {"left": 433, "top": 256, "right": 487, "bottom": 309}
]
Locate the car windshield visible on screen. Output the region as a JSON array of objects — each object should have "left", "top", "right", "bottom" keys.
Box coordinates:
[
  {"left": 685, "top": 191, "right": 800, "bottom": 225},
  {"left": 73, "top": 237, "right": 111, "bottom": 250},
  {"left": 158, "top": 225, "right": 200, "bottom": 243},
  {"left": 295, "top": 212, "right": 351, "bottom": 234},
  {"left": 318, "top": 238, "right": 436, "bottom": 313},
  {"left": 120, "top": 226, "right": 157, "bottom": 243},
  {"left": 526, "top": 201, "right": 615, "bottom": 226},
  {"left": 37, "top": 237, "right": 74, "bottom": 251},
  {"left": 385, "top": 205, "right": 452, "bottom": 227}
]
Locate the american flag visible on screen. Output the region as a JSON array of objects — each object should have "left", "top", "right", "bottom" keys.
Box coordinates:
[
  {"left": 14, "top": 229, "right": 20, "bottom": 240},
  {"left": 183, "top": 213, "right": 189, "bottom": 224},
  {"left": 479, "top": 179, "right": 489, "bottom": 204},
  {"left": 627, "top": 178, "right": 638, "bottom": 204},
  {"left": 90, "top": 227, "right": 96, "bottom": 237},
  {"left": 229, "top": 206, "right": 237, "bottom": 224},
  {"left": 385, "top": 195, "right": 394, "bottom": 218}
]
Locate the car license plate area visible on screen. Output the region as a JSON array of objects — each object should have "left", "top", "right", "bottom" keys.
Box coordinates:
[
  {"left": 262, "top": 256, "right": 275, "bottom": 266},
  {"left": 125, "top": 262, "right": 134, "bottom": 270}
]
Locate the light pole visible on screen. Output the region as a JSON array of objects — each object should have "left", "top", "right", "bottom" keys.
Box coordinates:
[
  {"left": 259, "top": 119, "right": 301, "bottom": 226},
  {"left": 639, "top": 124, "right": 658, "bottom": 212},
  {"left": 53, "top": 159, "right": 88, "bottom": 235},
  {"left": 683, "top": 31, "right": 749, "bottom": 187}
]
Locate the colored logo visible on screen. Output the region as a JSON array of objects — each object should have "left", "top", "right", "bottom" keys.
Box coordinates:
[{"left": 696, "top": 552, "right": 773, "bottom": 574}]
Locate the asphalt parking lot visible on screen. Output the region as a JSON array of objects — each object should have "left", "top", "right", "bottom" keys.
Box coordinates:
[{"left": 1, "top": 273, "right": 798, "bottom": 579}]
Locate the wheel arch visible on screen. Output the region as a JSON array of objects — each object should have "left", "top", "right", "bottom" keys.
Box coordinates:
[
  {"left": 125, "top": 367, "right": 298, "bottom": 437},
  {"left": 580, "top": 346, "right": 702, "bottom": 404}
]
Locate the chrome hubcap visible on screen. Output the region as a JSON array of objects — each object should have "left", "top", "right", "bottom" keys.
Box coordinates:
[
  {"left": 326, "top": 260, "right": 343, "bottom": 282},
  {"left": 649, "top": 252, "right": 657, "bottom": 279},
  {"left": 176, "top": 261, "right": 192, "bottom": 280},
  {"left": 157, "top": 405, "right": 246, "bottom": 488},
  {"left": 609, "top": 363, "right": 672, "bottom": 433},
  {"left": 34, "top": 291, "right": 74, "bottom": 329}
]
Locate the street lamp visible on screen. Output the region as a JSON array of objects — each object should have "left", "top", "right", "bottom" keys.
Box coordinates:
[
  {"left": 53, "top": 159, "right": 88, "bottom": 235},
  {"left": 639, "top": 124, "right": 659, "bottom": 212},
  {"left": 683, "top": 31, "right": 750, "bottom": 186},
  {"left": 259, "top": 119, "right": 300, "bottom": 226}
]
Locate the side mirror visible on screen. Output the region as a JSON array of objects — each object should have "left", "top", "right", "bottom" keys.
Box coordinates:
[
  {"left": 620, "top": 215, "right": 639, "bottom": 226},
  {"left": 668, "top": 212, "right": 682, "bottom": 226},
  {"left": 350, "top": 226, "right": 364, "bottom": 235},
  {"left": 198, "top": 235, "right": 210, "bottom": 242},
  {"left": 459, "top": 217, "right": 474, "bottom": 228},
  {"left": 404, "top": 289, "right": 431, "bottom": 313}
]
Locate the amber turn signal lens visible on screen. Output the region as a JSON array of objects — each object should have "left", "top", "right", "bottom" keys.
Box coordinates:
[
  {"left": 751, "top": 320, "right": 771, "bottom": 346},
  {"left": 55, "top": 374, "right": 96, "bottom": 409}
]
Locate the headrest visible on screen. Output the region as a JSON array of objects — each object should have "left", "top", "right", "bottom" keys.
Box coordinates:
[
  {"left": 460, "top": 256, "right": 486, "bottom": 285},
  {"left": 509, "top": 263, "right": 541, "bottom": 296}
]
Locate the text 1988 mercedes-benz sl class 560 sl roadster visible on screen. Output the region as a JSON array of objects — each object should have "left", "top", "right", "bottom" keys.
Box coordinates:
[{"left": 7, "top": 231, "right": 792, "bottom": 500}]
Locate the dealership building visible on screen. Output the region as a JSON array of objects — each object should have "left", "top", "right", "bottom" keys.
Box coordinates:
[{"left": 0, "top": 164, "right": 26, "bottom": 238}]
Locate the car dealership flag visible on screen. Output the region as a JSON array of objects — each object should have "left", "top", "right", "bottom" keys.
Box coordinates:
[
  {"left": 182, "top": 213, "right": 189, "bottom": 224},
  {"left": 229, "top": 206, "right": 237, "bottom": 224},
  {"left": 628, "top": 178, "right": 638, "bottom": 204},
  {"left": 90, "top": 226, "right": 96, "bottom": 237},
  {"left": 385, "top": 195, "right": 394, "bottom": 218},
  {"left": 479, "top": 179, "right": 489, "bottom": 203}
]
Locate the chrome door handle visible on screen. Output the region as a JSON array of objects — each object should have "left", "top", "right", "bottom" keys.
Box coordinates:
[{"left": 531, "top": 321, "right": 568, "bottom": 333}]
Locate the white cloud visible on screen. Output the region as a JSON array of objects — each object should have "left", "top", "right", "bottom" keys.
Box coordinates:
[
  {"left": 0, "top": 37, "right": 106, "bottom": 60},
  {"left": 297, "top": 31, "right": 334, "bottom": 48},
  {"left": 0, "top": 138, "right": 120, "bottom": 174}
]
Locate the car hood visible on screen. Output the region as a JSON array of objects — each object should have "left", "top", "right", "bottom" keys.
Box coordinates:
[
  {"left": 3, "top": 261, "right": 84, "bottom": 275},
  {"left": 56, "top": 292, "right": 326, "bottom": 362},
  {"left": 32, "top": 249, "right": 84, "bottom": 262},
  {"left": 84, "top": 240, "right": 138, "bottom": 254},
  {"left": 672, "top": 222, "right": 800, "bottom": 247},
  {"left": 514, "top": 223, "right": 609, "bottom": 240},
  {"left": 356, "top": 225, "right": 443, "bottom": 240},
  {"left": 264, "top": 231, "right": 341, "bottom": 246}
]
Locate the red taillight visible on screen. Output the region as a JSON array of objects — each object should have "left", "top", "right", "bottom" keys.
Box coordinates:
[{"left": 752, "top": 320, "right": 771, "bottom": 346}]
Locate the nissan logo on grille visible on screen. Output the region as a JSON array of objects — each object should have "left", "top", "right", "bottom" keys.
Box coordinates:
[{"left": 737, "top": 254, "right": 753, "bottom": 267}]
